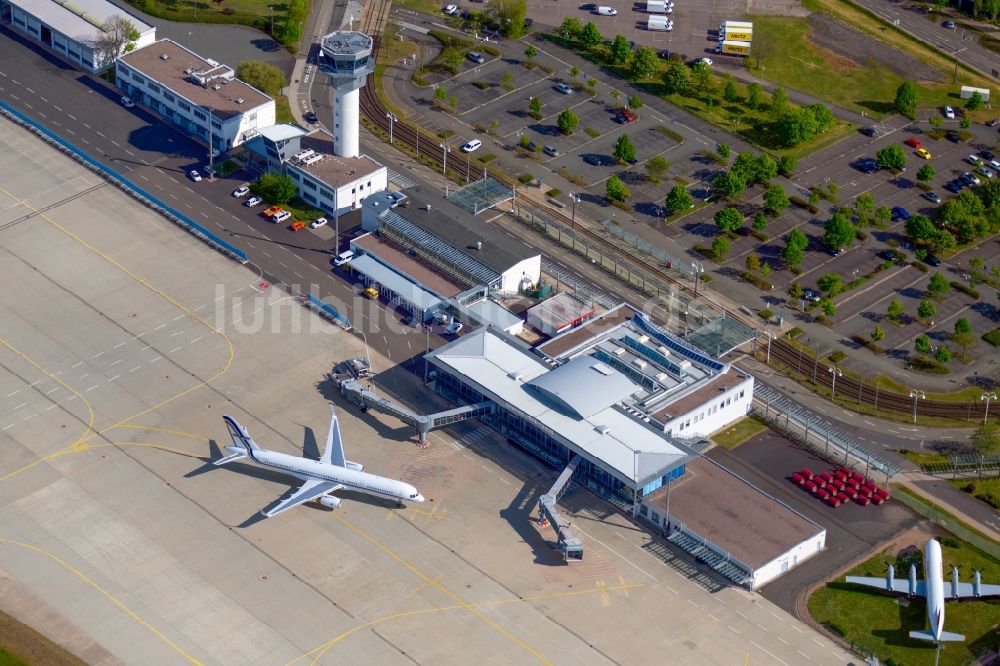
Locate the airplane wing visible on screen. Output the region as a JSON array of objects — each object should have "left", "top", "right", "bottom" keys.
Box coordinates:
[
  {"left": 262, "top": 479, "right": 343, "bottom": 518},
  {"left": 952, "top": 582, "right": 1000, "bottom": 598},
  {"left": 846, "top": 576, "right": 925, "bottom": 596},
  {"left": 320, "top": 405, "right": 347, "bottom": 467}
]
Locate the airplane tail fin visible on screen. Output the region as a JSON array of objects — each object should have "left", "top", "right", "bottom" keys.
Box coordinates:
[
  {"left": 909, "top": 630, "right": 965, "bottom": 642},
  {"left": 223, "top": 415, "right": 261, "bottom": 452}
]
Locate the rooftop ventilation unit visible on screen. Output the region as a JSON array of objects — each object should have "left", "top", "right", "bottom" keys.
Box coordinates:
[
  {"left": 638, "top": 335, "right": 649, "bottom": 344},
  {"left": 235, "top": 97, "right": 244, "bottom": 104},
  {"left": 658, "top": 346, "right": 670, "bottom": 356},
  {"left": 595, "top": 425, "right": 611, "bottom": 435},
  {"left": 632, "top": 359, "right": 647, "bottom": 370},
  {"left": 184, "top": 68, "right": 193, "bottom": 74},
  {"left": 212, "top": 84, "right": 221, "bottom": 90},
  {"left": 160, "top": 53, "right": 170, "bottom": 60},
  {"left": 591, "top": 362, "right": 614, "bottom": 376},
  {"left": 507, "top": 371, "right": 524, "bottom": 381},
  {"left": 302, "top": 154, "right": 323, "bottom": 165},
  {"left": 293, "top": 149, "right": 316, "bottom": 161},
  {"left": 612, "top": 347, "right": 626, "bottom": 356},
  {"left": 656, "top": 372, "right": 669, "bottom": 382}
]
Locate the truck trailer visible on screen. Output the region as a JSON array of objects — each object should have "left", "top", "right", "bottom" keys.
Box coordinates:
[
  {"left": 719, "top": 20, "right": 753, "bottom": 33},
  {"left": 647, "top": 15, "right": 673, "bottom": 30},
  {"left": 645, "top": 0, "right": 673, "bottom": 13},
  {"left": 716, "top": 40, "right": 751, "bottom": 56},
  {"left": 719, "top": 29, "right": 752, "bottom": 42}
]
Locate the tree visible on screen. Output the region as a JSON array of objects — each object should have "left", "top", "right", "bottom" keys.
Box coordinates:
[
  {"left": 966, "top": 90, "right": 985, "bottom": 111},
  {"left": 715, "top": 170, "right": 747, "bottom": 198},
  {"left": 874, "top": 206, "right": 892, "bottom": 227},
  {"left": 915, "top": 334, "right": 932, "bottom": 354},
  {"left": 887, "top": 298, "right": 904, "bottom": 322},
  {"left": 629, "top": 47, "right": 658, "bottom": 81},
  {"left": 753, "top": 154, "right": 778, "bottom": 183},
  {"left": 777, "top": 108, "right": 817, "bottom": 147},
  {"left": 770, "top": 86, "right": 789, "bottom": 117},
  {"left": 645, "top": 155, "right": 669, "bottom": 182},
  {"left": 905, "top": 215, "right": 937, "bottom": 242},
  {"left": 876, "top": 144, "right": 907, "bottom": 170},
  {"left": 781, "top": 228, "right": 808, "bottom": 266},
  {"left": 763, "top": 185, "right": 789, "bottom": 215},
  {"left": 894, "top": 81, "right": 918, "bottom": 117},
  {"left": 916, "top": 164, "right": 936, "bottom": 182},
  {"left": 809, "top": 104, "right": 835, "bottom": 134},
  {"left": 788, "top": 282, "right": 804, "bottom": 299},
  {"left": 237, "top": 60, "right": 286, "bottom": 97},
  {"left": 524, "top": 44, "right": 538, "bottom": 62},
  {"left": 613, "top": 134, "right": 636, "bottom": 163},
  {"left": 872, "top": 324, "right": 885, "bottom": 342},
  {"left": 714, "top": 207, "right": 743, "bottom": 234},
  {"left": 960, "top": 115, "right": 971, "bottom": 129},
  {"left": 723, "top": 76, "right": 739, "bottom": 103},
  {"left": 609, "top": 35, "right": 631, "bottom": 64},
  {"left": 529, "top": 96, "right": 543, "bottom": 117},
  {"left": 501, "top": 71, "right": 513, "bottom": 89},
  {"left": 448, "top": 95, "right": 458, "bottom": 110},
  {"left": 746, "top": 254, "right": 761, "bottom": 272},
  {"left": 747, "top": 82, "right": 762, "bottom": 110},
  {"left": 691, "top": 61, "right": 713, "bottom": 93},
  {"left": 606, "top": 176, "right": 630, "bottom": 202},
  {"left": 933, "top": 229, "right": 956, "bottom": 252},
  {"left": 817, "top": 272, "right": 843, "bottom": 294},
  {"left": 752, "top": 212, "right": 768, "bottom": 231},
  {"left": 938, "top": 190, "right": 987, "bottom": 243},
  {"left": 927, "top": 271, "right": 949, "bottom": 299},
  {"left": 760, "top": 262, "right": 772, "bottom": 278},
  {"left": 712, "top": 236, "right": 731, "bottom": 261},
  {"left": 87, "top": 16, "right": 140, "bottom": 66},
  {"left": 971, "top": 422, "right": 1000, "bottom": 456},
  {"left": 917, "top": 299, "right": 937, "bottom": 320},
  {"left": 935, "top": 346, "right": 951, "bottom": 364},
  {"left": 953, "top": 317, "right": 975, "bottom": 353},
  {"left": 778, "top": 155, "right": 797, "bottom": 177},
  {"left": 717, "top": 143, "right": 731, "bottom": 159},
  {"left": 929, "top": 115, "right": 943, "bottom": 129},
  {"left": 434, "top": 85, "right": 448, "bottom": 105},
  {"left": 822, "top": 299, "right": 836, "bottom": 317},
  {"left": 662, "top": 60, "right": 690, "bottom": 94},
  {"left": 824, "top": 211, "right": 855, "bottom": 251},
  {"left": 250, "top": 173, "right": 296, "bottom": 204},
  {"left": 628, "top": 94, "right": 643, "bottom": 109},
  {"left": 559, "top": 17, "right": 583, "bottom": 40},
  {"left": 664, "top": 185, "right": 692, "bottom": 213},
  {"left": 856, "top": 192, "right": 876, "bottom": 217},
  {"left": 490, "top": 0, "right": 527, "bottom": 36},
  {"left": 579, "top": 22, "right": 602, "bottom": 46},
  {"left": 557, "top": 109, "right": 579, "bottom": 134}
]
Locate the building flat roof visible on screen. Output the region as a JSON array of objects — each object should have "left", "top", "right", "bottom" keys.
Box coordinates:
[
  {"left": 119, "top": 39, "right": 270, "bottom": 119},
  {"left": 536, "top": 305, "right": 633, "bottom": 358},
  {"left": 528, "top": 293, "right": 595, "bottom": 330},
  {"left": 351, "top": 233, "right": 464, "bottom": 298},
  {"left": 258, "top": 123, "right": 308, "bottom": 143},
  {"left": 429, "top": 327, "right": 689, "bottom": 486},
  {"left": 467, "top": 299, "right": 523, "bottom": 331},
  {"left": 11, "top": 0, "right": 153, "bottom": 44},
  {"left": 647, "top": 457, "right": 823, "bottom": 570},
  {"left": 349, "top": 254, "right": 443, "bottom": 312},
  {"left": 654, "top": 372, "right": 749, "bottom": 422},
  {"left": 289, "top": 134, "right": 383, "bottom": 189},
  {"left": 381, "top": 185, "right": 538, "bottom": 275}
]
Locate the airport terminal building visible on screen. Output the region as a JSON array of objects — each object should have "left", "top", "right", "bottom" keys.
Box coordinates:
[{"left": 427, "top": 306, "right": 825, "bottom": 588}]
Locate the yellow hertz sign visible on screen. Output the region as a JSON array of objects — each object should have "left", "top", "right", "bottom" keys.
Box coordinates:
[
  {"left": 720, "top": 42, "right": 752, "bottom": 55},
  {"left": 723, "top": 31, "right": 752, "bottom": 41}
]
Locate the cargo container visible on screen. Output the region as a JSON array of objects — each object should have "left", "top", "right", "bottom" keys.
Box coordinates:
[
  {"left": 647, "top": 15, "right": 673, "bottom": 31},
  {"left": 716, "top": 40, "right": 751, "bottom": 56}
]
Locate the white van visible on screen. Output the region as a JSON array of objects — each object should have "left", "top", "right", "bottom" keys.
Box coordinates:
[
  {"left": 648, "top": 15, "right": 673, "bottom": 30},
  {"left": 597, "top": 6, "right": 617, "bottom": 15},
  {"left": 334, "top": 250, "right": 355, "bottom": 267},
  {"left": 461, "top": 139, "right": 482, "bottom": 152},
  {"left": 272, "top": 211, "right": 291, "bottom": 223}
]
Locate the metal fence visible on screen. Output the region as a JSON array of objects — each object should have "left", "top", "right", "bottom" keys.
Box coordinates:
[
  {"left": 0, "top": 100, "right": 249, "bottom": 265},
  {"left": 921, "top": 454, "right": 1000, "bottom": 479},
  {"left": 753, "top": 385, "right": 902, "bottom": 483},
  {"left": 600, "top": 218, "right": 696, "bottom": 278}
]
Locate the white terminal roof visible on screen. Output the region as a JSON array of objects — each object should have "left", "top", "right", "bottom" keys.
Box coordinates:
[
  {"left": 11, "top": 0, "right": 154, "bottom": 43},
  {"left": 430, "top": 328, "right": 690, "bottom": 487}
]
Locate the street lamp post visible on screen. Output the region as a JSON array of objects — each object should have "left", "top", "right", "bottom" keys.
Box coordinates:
[
  {"left": 439, "top": 142, "right": 450, "bottom": 175},
  {"left": 570, "top": 192, "right": 580, "bottom": 232},
  {"left": 764, "top": 330, "right": 774, "bottom": 364},
  {"left": 981, "top": 392, "right": 997, "bottom": 425},
  {"left": 692, "top": 261, "right": 704, "bottom": 296},
  {"left": 385, "top": 112, "right": 397, "bottom": 144},
  {"left": 909, "top": 390, "right": 925, "bottom": 424},
  {"left": 828, "top": 366, "right": 843, "bottom": 398}
]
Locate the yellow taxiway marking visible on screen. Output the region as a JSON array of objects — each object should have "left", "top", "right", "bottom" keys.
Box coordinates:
[
  {"left": 597, "top": 580, "right": 610, "bottom": 608},
  {"left": 0, "top": 538, "right": 204, "bottom": 665},
  {"left": 290, "top": 580, "right": 644, "bottom": 665},
  {"left": 619, "top": 575, "right": 630, "bottom": 598},
  {"left": 411, "top": 575, "right": 443, "bottom": 593}
]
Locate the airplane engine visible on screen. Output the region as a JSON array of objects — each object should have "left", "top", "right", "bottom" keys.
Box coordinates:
[{"left": 319, "top": 496, "right": 342, "bottom": 510}]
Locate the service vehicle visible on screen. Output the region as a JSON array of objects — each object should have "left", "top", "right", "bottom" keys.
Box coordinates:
[
  {"left": 443, "top": 4, "right": 459, "bottom": 15},
  {"left": 615, "top": 108, "right": 636, "bottom": 124},
  {"left": 363, "top": 286, "right": 379, "bottom": 299},
  {"left": 334, "top": 250, "right": 355, "bottom": 267},
  {"left": 262, "top": 205, "right": 284, "bottom": 218},
  {"left": 467, "top": 51, "right": 486, "bottom": 64},
  {"left": 188, "top": 169, "right": 202, "bottom": 182},
  {"left": 647, "top": 15, "right": 673, "bottom": 30},
  {"left": 716, "top": 40, "right": 751, "bottom": 56},
  {"left": 543, "top": 145, "right": 560, "bottom": 157},
  {"left": 121, "top": 96, "right": 135, "bottom": 108},
  {"left": 644, "top": 0, "right": 673, "bottom": 11},
  {"left": 596, "top": 6, "right": 617, "bottom": 15}
]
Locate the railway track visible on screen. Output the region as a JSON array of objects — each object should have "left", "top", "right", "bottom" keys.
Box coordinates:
[{"left": 354, "top": 3, "right": 985, "bottom": 425}]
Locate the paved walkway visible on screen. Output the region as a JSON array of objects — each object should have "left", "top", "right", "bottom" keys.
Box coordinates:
[{"left": 896, "top": 472, "right": 1000, "bottom": 542}]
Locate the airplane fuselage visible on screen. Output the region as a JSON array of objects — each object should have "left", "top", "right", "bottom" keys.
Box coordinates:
[
  {"left": 925, "top": 538, "right": 946, "bottom": 641},
  {"left": 226, "top": 445, "right": 424, "bottom": 504}
]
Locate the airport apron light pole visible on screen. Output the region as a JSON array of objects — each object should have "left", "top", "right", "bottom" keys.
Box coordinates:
[
  {"left": 385, "top": 112, "right": 397, "bottom": 144},
  {"left": 439, "top": 143, "right": 450, "bottom": 176}
]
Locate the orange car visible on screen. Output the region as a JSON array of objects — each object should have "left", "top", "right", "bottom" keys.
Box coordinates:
[
  {"left": 291, "top": 220, "right": 307, "bottom": 231},
  {"left": 262, "top": 205, "right": 283, "bottom": 218}
]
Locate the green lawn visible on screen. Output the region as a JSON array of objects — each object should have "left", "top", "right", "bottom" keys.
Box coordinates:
[
  {"left": 950, "top": 477, "right": 1000, "bottom": 510},
  {"left": 711, "top": 416, "right": 769, "bottom": 449},
  {"left": 899, "top": 449, "right": 948, "bottom": 467},
  {"left": 0, "top": 649, "right": 28, "bottom": 666},
  {"left": 808, "top": 538, "right": 1000, "bottom": 666}
]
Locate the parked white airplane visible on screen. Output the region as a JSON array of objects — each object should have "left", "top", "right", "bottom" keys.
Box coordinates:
[
  {"left": 216, "top": 406, "right": 425, "bottom": 517},
  {"left": 847, "top": 538, "right": 1000, "bottom": 642}
]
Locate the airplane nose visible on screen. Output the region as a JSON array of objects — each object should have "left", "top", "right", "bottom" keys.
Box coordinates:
[{"left": 416, "top": 494, "right": 425, "bottom": 502}]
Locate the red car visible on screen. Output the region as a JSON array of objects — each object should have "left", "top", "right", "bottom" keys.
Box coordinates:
[
  {"left": 615, "top": 108, "right": 636, "bottom": 124},
  {"left": 905, "top": 137, "right": 922, "bottom": 149}
]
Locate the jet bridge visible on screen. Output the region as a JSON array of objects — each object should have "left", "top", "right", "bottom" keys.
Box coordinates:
[
  {"left": 330, "top": 360, "right": 493, "bottom": 445},
  {"left": 538, "top": 455, "right": 583, "bottom": 562}
]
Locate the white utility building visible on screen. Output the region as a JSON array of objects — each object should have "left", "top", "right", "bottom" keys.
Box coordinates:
[
  {"left": 317, "top": 30, "right": 374, "bottom": 158},
  {"left": 1, "top": 0, "right": 155, "bottom": 72}
]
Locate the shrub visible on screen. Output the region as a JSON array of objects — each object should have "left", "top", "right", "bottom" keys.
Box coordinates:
[
  {"left": 473, "top": 80, "right": 491, "bottom": 90},
  {"left": 786, "top": 327, "right": 803, "bottom": 339},
  {"left": 741, "top": 272, "right": 773, "bottom": 291},
  {"left": 759, "top": 309, "right": 774, "bottom": 320},
  {"left": 829, "top": 351, "right": 847, "bottom": 363},
  {"left": 478, "top": 153, "right": 497, "bottom": 163},
  {"left": 940, "top": 536, "right": 960, "bottom": 548},
  {"left": 983, "top": 328, "right": 1000, "bottom": 347},
  {"left": 950, "top": 281, "right": 981, "bottom": 299},
  {"left": 518, "top": 173, "right": 534, "bottom": 184},
  {"left": 584, "top": 127, "right": 601, "bottom": 138},
  {"left": 547, "top": 188, "right": 562, "bottom": 199}
]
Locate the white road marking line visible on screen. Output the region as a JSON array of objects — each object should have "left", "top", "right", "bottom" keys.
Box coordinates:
[
  {"left": 168, "top": 347, "right": 182, "bottom": 353},
  {"left": 727, "top": 626, "right": 740, "bottom": 635},
  {"left": 686, "top": 599, "right": 699, "bottom": 608},
  {"left": 735, "top": 610, "right": 749, "bottom": 620},
  {"left": 92, "top": 351, "right": 104, "bottom": 358},
  {"left": 777, "top": 636, "right": 789, "bottom": 645},
  {"left": 2, "top": 424, "right": 13, "bottom": 430},
  {"left": 79, "top": 374, "right": 88, "bottom": 380},
  {"left": 6, "top": 391, "right": 19, "bottom": 397},
  {"left": 107, "top": 375, "right": 120, "bottom": 382},
  {"left": 128, "top": 366, "right": 142, "bottom": 373},
  {"left": 14, "top": 403, "right": 27, "bottom": 410},
  {"left": 171, "top": 330, "right": 184, "bottom": 336},
  {"left": 149, "top": 356, "right": 162, "bottom": 363},
  {"left": 790, "top": 625, "right": 803, "bottom": 634},
  {"left": 45, "top": 388, "right": 58, "bottom": 395},
  {"left": 750, "top": 641, "right": 789, "bottom": 666},
  {"left": 86, "top": 385, "right": 99, "bottom": 392},
  {"left": 141, "top": 345, "right": 152, "bottom": 351},
  {"left": 173, "top": 314, "right": 185, "bottom": 321},
  {"left": 109, "top": 359, "right": 123, "bottom": 366},
  {"left": 707, "top": 613, "right": 719, "bottom": 622},
  {"left": 189, "top": 337, "right": 202, "bottom": 344},
  {"left": 194, "top": 305, "right": 207, "bottom": 312},
  {"left": 154, "top": 324, "right": 166, "bottom": 330},
  {"left": 813, "top": 639, "right": 824, "bottom": 647},
  {"left": 45, "top": 404, "right": 57, "bottom": 411},
  {"left": 66, "top": 396, "right": 77, "bottom": 401},
  {"left": 28, "top": 380, "right": 40, "bottom": 387},
  {"left": 797, "top": 650, "right": 809, "bottom": 659},
  {"left": 498, "top": 477, "right": 511, "bottom": 485},
  {"left": 114, "top": 342, "right": 126, "bottom": 349}
]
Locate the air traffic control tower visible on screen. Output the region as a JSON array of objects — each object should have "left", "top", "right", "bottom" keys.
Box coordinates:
[{"left": 318, "top": 30, "right": 374, "bottom": 158}]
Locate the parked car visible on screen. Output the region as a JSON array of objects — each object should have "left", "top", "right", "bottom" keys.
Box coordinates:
[
  {"left": 695, "top": 57, "right": 713, "bottom": 67},
  {"left": 854, "top": 158, "right": 878, "bottom": 173},
  {"left": 467, "top": 51, "right": 486, "bottom": 64},
  {"left": 860, "top": 126, "right": 876, "bottom": 137},
  {"left": 443, "top": 4, "right": 459, "bottom": 15},
  {"left": 980, "top": 166, "right": 996, "bottom": 179},
  {"left": 579, "top": 2, "right": 598, "bottom": 9},
  {"left": 615, "top": 108, "right": 636, "bottom": 124},
  {"left": 943, "top": 19, "right": 956, "bottom": 28},
  {"left": 596, "top": 6, "right": 617, "bottom": 15},
  {"left": 272, "top": 211, "right": 291, "bottom": 223},
  {"left": 924, "top": 254, "right": 942, "bottom": 267},
  {"left": 916, "top": 148, "right": 932, "bottom": 160},
  {"left": 891, "top": 206, "right": 911, "bottom": 221},
  {"left": 944, "top": 181, "right": 962, "bottom": 194},
  {"left": 543, "top": 145, "right": 560, "bottom": 157},
  {"left": 946, "top": 131, "right": 960, "bottom": 142},
  {"left": 944, "top": 106, "right": 956, "bottom": 119},
  {"left": 555, "top": 82, "right": 574, "bottom": 94},
  {"left": 657, "top": 50, "right": 672, "bottom": 59},
  {"left": 232, "top": 185, "right": 250, "bottom": 197},
  {"left": 880, "top": 250, "right": 899, "bottom": 262},
  {"left": 334, "top": 250, "right": 354, "bottom": 267},
  {"left": 461, "top": 139, "right": 482, "bottom": 152},
  {"left": 188, "top": 169, "right": 202, "bottom": 182},
  {"left": 120, "top": 96, "right": 135, "bottom": 108},
  {"left": 803, "top": 289, "right": 822, "bottom": 303},
  {"left": 583, "top": 153, "right": 614, "bottom": 166},
  {"left": 990, "top": 159, "right": 1000, "bottom": 171},
  {"left": 904, "top": 137, "right": 921, "bottom": 148},
  {"left": 964, "top": 171, "right": 981, "bottom": 185},
  {"left": 310, "top": 217, "right": 328, "bottom": 229},
  {"left": 923, "top": 191, "right": 942, "bottom": 204},
  {"left": 262, "top": 205, "right": 284, "bottom": 218},
  {"left": 304, "top": 111, "right": 318, "bottom": 123},
  {"left": 966, "top": 154, "right": 981, "bottom": 165},
  {"left": 245, "top": 195, "right": 263, "bottom": 207},
  {"left": 981, "top": 150, "right": 995, "bottom": 160},
  {"left": 987, "top": 119, "right": 1000, "bottom": 128}
]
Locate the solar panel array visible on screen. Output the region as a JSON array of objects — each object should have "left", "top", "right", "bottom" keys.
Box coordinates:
[
  {"left": 632, "top": 315, "right": 726, "bottom": 373},
  {"left": 621, "top": 335, "right": 686, "bottom": 378}
]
